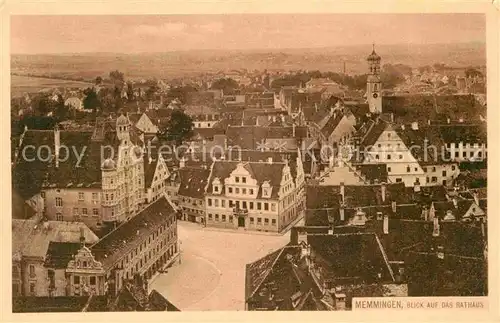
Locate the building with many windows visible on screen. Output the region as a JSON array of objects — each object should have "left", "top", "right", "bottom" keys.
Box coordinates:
[
  {"left": 12, "top": 116, "right": 146, "bottom": 234},
  {"left": 204, "top": 151, "right": 306, "bottom": 233}
]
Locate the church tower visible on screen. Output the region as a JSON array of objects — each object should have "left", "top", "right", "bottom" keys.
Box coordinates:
[{"left": 366, "top": 44, "right": 382, "bottom": 113}]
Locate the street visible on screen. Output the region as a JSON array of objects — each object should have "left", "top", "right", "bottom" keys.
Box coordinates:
[{"left": 150, "top": 221, "right": 290, "bottom": 311}]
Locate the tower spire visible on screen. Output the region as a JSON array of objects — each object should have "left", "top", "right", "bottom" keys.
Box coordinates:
[{"left": 372, "top": 43, "right": 375, "bottom": 52}]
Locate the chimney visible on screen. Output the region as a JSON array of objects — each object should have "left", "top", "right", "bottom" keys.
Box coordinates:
[
  {"left": 390, "top": 113, "right": 394, "bottom": 123},
  {"left": 480, "top": 218, "right": 485, "bottom": 239},
  {"left": 383, "top": 214, "right": 389, "bottom": 234},
  {"left": 447, "top": 118, "right": 451, "bottom": 124},
  {"left": 315, "top": 103, "right": 318, "bottom": 112},
  {"left": 339, "top": 205, "right": 345, "bottom": 221},
  {"left": 381, "top": 183, "right": 386, "bottom": 203},
  {"left": 148, "top": 101, "right": 153, "bottom": 111},
  {"left": 427, "top": 119, "right": 431, "bottom": 126},
  {"left": 422, "top": 206, "right": 429, "bottom": 221},
  {"left": 339, "top": 182, "right": 345, "bottom": 203},
  {"left": 267, "top": 157, "right": 273, "bottom": 164},
  {"left": 255, "top": 117, "right": 259, "bottom": 127},
  {"left": 411, "top": 122, "right": 419, "bottom": 130},
  {"left": 452, "top": 198, "right": 458, "bottom": 208},
  {"left": 179, "top": 157, "right": 186, "bottom": 169},
  {"left": 432, "top": 217, "right": 440, "bottom": 237},
  {"left": 292, "top": 123, "right": 296, "bottom": 137},
  {"left": 391, "top": 200, "right": 397, "bottom": 213},
  {"left": 401, "top": 125, "right": 405, "bottom": 130},
  {"left": 272, "top": 115, "right": 276, "bottom": 123},
  {"left": 79, "top": 227, "right": 86, "bottom": 246},
  {"left": 54, "top": 124, "right": 61, "bottom": 168}
]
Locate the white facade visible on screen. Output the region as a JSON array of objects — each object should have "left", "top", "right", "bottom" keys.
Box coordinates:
[{"left": 363, "top": 127, "right": 425, "bottom": 187}]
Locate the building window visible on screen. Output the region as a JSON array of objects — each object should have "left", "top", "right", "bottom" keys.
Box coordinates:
[
  {"left": 56, "top": 213, "right": 63, "bottom": 221},
  {"left": 257, "top": 202, "right": 262, "bottom": 210},
  {"left": 40, "top": 191, "right": 45, "bottom": 198},
  {"left": 432, "top": 167, "right": 436, "bottom": 172},
  {"left": 264, "top": 203, "right": 269, "bottom": 211},
  {"left": 249, "top": 202, "right": 254, "bottom": 209},
  {"left": 432, "top": 177, "right": 438, "bottom": 183},
  {"left": 257, "top": 218, "right": 262, "bottom": 224},
  {"left": 451, "top": 165, "right": 456, "bottom": 171},
  {"left": 271, "top": 204, "right": 276, "bottom": 212},
  {"left": 423, "top": 167, "right": 427, "bottom": 173},
  {"left": 235, "top": 188, "right": 240, "bottom": 194},
  {"left": 222, "top": 215, "right": 226, "bottom": 222},
  {"left": 214, "top": 186, "right": 219, "bottom": 192},
  {"left": 78, "top": 192, "right": 85, "bottom": 201},
  {"left": 250, "top": 189, "right": 254, "bottom": 195},
  {"left": 215, "top": 214, "right": 219, "bottom": 221},
  {"left": 221, "top": 200, "right": 226, "bottom": 207},
  {"left": 214, "top": 199, "right": 219, "bottom": 207},
  {"left": 74, "top": 276, "right": 80, "bottom": 284},
  {"left": 242, "top": 201, "right": 247, "bottom": 209},
  {"left": 92, "top": 193, "right": 98, "bottom": 200},
  {"left": 93, "top": 208, "right": 99, "bottom": 216},
  {"left": 82, "top": 208, "right": 88, "bottom": 216},
  {"left": 242, "top": 177, "right": 246, "bottom": 183},
  {"left": 250, "top": 217, "right": 254, "bottom": 224},
  {"left": 442, "top": 170, "right": 447, "bottom": 177},
  {"left": 229, "top": 200, "right": 234, "bottom": 207},
  {"left": 265, "top": 218, "right": 269, "bottom": 225},
  {"left": 208, "top": 199, "right": 212, "bottom": 207},
  {"left": 55, "top": 197, "right": 63, "bottom": 207},
  {"left": 73, "top": 208, "right": 78, "bottom": 215},
  {"left": 463, "top": 151, "right": 467, "bottom": 157},
  {"left": 375, "top": 154, "right": 379, "bottom": 160},
  {"left": 29, "top": 264, "right": 35, "bottom": 277},
  {"left": 272, "top": 219, "right": 276, "bottom": 225},
  {"left": 29, "top": 283, "right": 36, "bottom": 295},
  {"left": 387, "top": 154, "right": 391, "bottom": 160},
  {"left": 396, "top": 178, "right": 402, "bottom": 183},
  {"left": 242, "top": 188, "right": 247, "bottom": 194},
  {"left": 406, "top": 166, "right": 411, "bottom": 173},
  {"left": 235, "top": 177, "right": 240, "bottom": 183},
  {"left": 387, "top": 167, "right": 391, "bottom": 173},
  {"left": 228, "top": 187, "right": 233, "bottom": 194}
]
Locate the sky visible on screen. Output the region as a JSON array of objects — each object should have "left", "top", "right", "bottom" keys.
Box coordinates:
[{"left": 11, "top": 14, "right": 486, "bottom": 54}]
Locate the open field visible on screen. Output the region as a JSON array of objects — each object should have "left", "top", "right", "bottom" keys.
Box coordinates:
[
  {"left": 10, "top": 75, "right": 92, "bottom": 98},
  {"left": 11, "top": 42, "right": 486, "bottom": 82}
]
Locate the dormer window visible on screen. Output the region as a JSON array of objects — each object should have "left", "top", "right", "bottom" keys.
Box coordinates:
[
  {"left": 212, "top": 177, "right": 222, "bottom": 194},
  {"left": 261, "top": 181, "right": 272, "bottom": 198}
]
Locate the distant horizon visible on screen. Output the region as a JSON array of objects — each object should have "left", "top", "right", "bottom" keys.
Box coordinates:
[
  {"left": 11, "top": 14, "right": 485, "bottom": 54},
  {"left": 10, "top": 40, "right": 486, "bottom": 56}
]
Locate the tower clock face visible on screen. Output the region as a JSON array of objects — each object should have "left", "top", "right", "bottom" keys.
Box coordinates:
[{"left": 372, "top": 93, "right": 379, "bottom": 99}]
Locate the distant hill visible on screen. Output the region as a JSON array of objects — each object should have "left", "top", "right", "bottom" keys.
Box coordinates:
[{"left": 11, "top": 42, "right": 485, "bottom": 81}]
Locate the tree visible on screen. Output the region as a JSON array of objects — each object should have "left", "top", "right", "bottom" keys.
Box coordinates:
[
  {"left": 31, "top": 93, "right": 53, "bottom": 116},
  {"left": 465, "top": 68, "right": 482, "bottom": 78},
  {"left": 166, "top": 85, "right": 198, "bottom": 104},
  {"left": 211, "top": 78, "right": 239, "bottom": 94},
  {"left": 95, "top": 76, "right": 103, "bottom": 85},
  {"left": 109, "top": 70, "right": 125, "bottom": 90},
  {"left": 158, "top": 109, "right": 194, "bottom": 145},
  {"left": 54, "top": 94, "right": 68, "bottom": 121},
  {"left": 83, "top": 88, "right": 100, "bottom": 112},
  {"left": 126, "top": 81, "right": 134, "bottom": 102}
]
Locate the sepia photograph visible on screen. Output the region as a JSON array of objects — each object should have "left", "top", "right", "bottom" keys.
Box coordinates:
[{"left": 7, "top": 6, "right": 493, "bottom": 316}]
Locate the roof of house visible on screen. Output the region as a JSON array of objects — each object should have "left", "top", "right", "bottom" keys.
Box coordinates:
[
  {"left": 307, "top": 233, "right": 395, "bottom": 284},
  {"left": 177, "top": 166, "right": 211, "bottom": 199},
  {"left": 225, "top": 125, "right": 307, "bottom": 150},
  {"left": 320, "top": 112, "right": 344, "bottom": 138},
  {"left": 12, "top": 219, "right": 99, "bottom": 259},
  {"left": 44, "top": 242, "right": 83, "bottom": 269},
  {"left": 90, "top": 197, "right": 175, "bottom": 270}
]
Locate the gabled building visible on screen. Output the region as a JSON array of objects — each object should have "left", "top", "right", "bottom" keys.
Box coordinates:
[
  {"left": 12, "top": 219, "right": 99, "bottom": 297},
  {"left": 177, "top": 166, "right": 211, "bottom": 223},
  {"left": 205, "top": 152, "right": 305, "bottom": 233},
  {"left": 143, "top": 152, "right": 170, "bottom": 204}
]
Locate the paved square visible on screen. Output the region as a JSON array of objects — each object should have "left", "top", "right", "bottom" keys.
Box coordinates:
[{"left": 150, "top": 222, "right": 290, "bottom": 310}]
